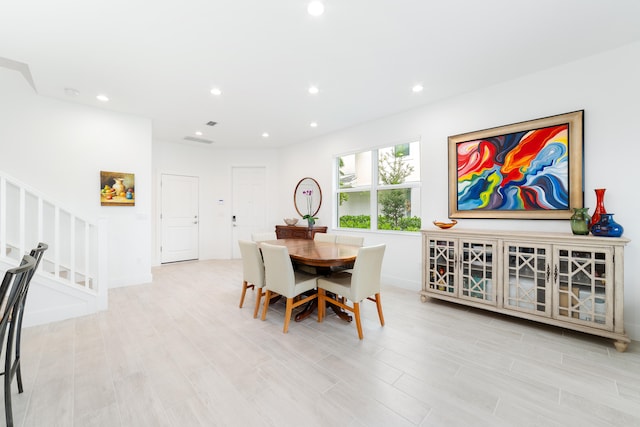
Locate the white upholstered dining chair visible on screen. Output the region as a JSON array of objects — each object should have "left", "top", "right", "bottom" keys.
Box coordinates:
[
  {"left": 335, "top": 234, "right": 364, "bottom": 246},
  {"left": 238, "top": 240, "right": 267, "bottom": 318},
  {"left": 332, "top": 235, "right": 364, "bottom": 273},
  {"left": 313, "top": 233, "right": 336, "bottom": 243},
  {"left": 260, "top": 243, "right": 319, "bottom": 333},
  {"left": 317, "top": 244, "right": 386, "bottom": 339}
]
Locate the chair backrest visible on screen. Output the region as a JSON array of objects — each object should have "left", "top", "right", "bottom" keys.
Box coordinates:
[
  {"left": 238, "top": 240, "right": 265, "bottom": 288},
  {"left": 313, "top": 233, "right": 336, "bottom": 243},
  {"left": 14, "top": 243, "right": 49, "bottom": 329},
  {"left": 27, "top": 242, "right": 48, "bottom": 279},
  {"left": 0, "top": 255, "right": 36, "bottom": 328},
  {"left": 251, "top": 231, "right": 277, "bottom": 242},
  {"left": 20, "top": 242, "right": 48, "bottom": 302},
  {"left": 335, "top": 235, "right": 364, "bottom": 246},
  {"left": 260, "top": 243, "right": 296, "bottom": 298},
  {"left": 350, "top": 244, "right": 386, "bottom": 302}
]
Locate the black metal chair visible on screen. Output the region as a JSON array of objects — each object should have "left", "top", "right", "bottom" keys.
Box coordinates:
[
  {"left": 9, "top": 243, "right": 48, "bottom": 400},
  {"left": 0, "top": 254, "right": 37, "bottom": 427}
]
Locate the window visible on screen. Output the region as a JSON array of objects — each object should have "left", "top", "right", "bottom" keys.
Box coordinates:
[{"left": 336, "top": 141, "right": 421, "bottom": 231}]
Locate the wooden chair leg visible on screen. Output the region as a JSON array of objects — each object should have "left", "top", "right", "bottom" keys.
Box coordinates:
[
  {"left": 253, "top": 288, "right": 264, "bottom": 318},
  {"left": 283, "top": 298, "right": 294, "bottom": 333},
  {"left": 374, "top": 293, "right": 385, "bottom": 326},
  {"left": 317, "top": 289, "right": 325, "bottom": 322},
  {"left": 353, "top": 302, "right": 363, "bottom": 339},
  {"left": 239, "top": 281, "right": 254, "bottom": 308},
  {"left": 261, "top": 290, "right": 272, "bottom": 321}
]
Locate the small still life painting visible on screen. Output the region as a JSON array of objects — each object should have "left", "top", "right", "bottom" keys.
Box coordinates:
[{"left": 100, "top": 171, "right": 135, "bottom": 206}]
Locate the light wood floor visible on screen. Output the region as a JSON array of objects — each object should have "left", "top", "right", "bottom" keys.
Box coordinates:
[{"left": 7, "top": 259, "right": 640, "bottom": 426}]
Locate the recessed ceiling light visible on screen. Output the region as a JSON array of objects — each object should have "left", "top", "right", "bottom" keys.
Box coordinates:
[
  {"left": 308, "top": 85, "right": 319, "bottom": 95},
  {"left": 96, "top": 94, "right": 109, "bottom": 102},
  {"left": 195, "top": 131, "right": 203, "bottom": 136},
  {"left": 307, "top": 1, "right": 324, "bottom": 16},
  {"left": 210, "top": 88, "right": 222, "bottom": 96},
  {"left": 412, "top": 84, "right": 424, "bottom": 93},
  {"left": 310, "top": 122, "right": 318, "bottom": 128},
  {"left": 262, "top": 132, "right": 269, "bottom": 138}
]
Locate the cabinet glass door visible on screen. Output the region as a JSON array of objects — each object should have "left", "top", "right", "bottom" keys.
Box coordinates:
[
  {"left": 460, "top": 240, "right": 496, "bottom": 305},
  {"left": 427, "top": 237, "right": 456, "bottom": 295},
  {"left": 504, "top": 242, "right": 551, "bottom": 316},
  {"left": 554, "top": 246, "right": 613, "bottom": 329}
]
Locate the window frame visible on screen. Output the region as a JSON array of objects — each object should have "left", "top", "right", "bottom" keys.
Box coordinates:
[{"left": 334, "top": 139, "right": 421, "bottom": 233}]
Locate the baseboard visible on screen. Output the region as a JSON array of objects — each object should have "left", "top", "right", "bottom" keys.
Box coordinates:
[
  {"left": 382, "top": 274, "right": 420, "bottom": 291},
  {"left": 109, "top": 273, "right": 154, "bottom": 288},
  {"left": 626, "top": 321, "right": 640, "bottom": 342}
]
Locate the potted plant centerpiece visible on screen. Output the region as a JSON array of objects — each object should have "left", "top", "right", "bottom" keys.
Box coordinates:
[{"left": 302, "top": 189, "right": 318, "bottom": 228}]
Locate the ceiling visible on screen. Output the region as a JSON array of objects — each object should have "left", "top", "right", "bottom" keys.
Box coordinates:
[{"left": 2, "top": 0, "right": 640, "bottom": 148}]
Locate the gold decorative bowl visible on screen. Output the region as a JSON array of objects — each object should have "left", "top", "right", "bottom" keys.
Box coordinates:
[
  {"left": 283, "top": 218, "right": 299, "bottom": 226},
  {"left": 433, "top": 219, "right": 458, "bottom": 229}
]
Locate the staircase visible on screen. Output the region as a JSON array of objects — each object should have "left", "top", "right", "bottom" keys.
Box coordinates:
[{"left": 0, "top": 171, "right": 107, "bottom": 327}]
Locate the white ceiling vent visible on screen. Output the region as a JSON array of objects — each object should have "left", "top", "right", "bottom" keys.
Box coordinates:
[{"left": 183, "top": 136, "right": 214, "bottom": 144}]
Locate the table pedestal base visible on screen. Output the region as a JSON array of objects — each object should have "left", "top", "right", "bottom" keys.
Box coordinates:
[{"left": 294, "top": 294, "right": 352, "bottom": 322}]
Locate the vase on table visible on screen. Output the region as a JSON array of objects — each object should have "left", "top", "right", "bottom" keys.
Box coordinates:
[
  {"left": 307, "top": 217, "right": 315, "bottom": 229},
  {"left": 590, "top": 188, "right": 607, "bottom": 231},
  {"left": 570, "top": 207, "right": 590, "bottom": 235},
  {"left": 591, "top": 213, "right": 624, "bottom": 237}
]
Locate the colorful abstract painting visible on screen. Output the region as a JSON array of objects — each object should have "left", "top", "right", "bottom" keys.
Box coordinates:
[
  {"left": 457, "top": 124, "right": 569, "bottom": 211},
  {"left": 448, "top": 111, "right": 584, "bottom": 219}
]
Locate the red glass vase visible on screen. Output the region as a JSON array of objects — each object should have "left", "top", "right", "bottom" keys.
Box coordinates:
[{"left": 590, "top": 188, "right": 607, "bottom": 231}]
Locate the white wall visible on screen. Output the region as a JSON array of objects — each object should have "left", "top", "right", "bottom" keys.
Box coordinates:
[
  {"left": 5, "top": 40, "right": 636, "bottom": 339},
  {"left": 0, "top": 67, "right": 153, "bottom": 288},
  {"left": 151, "top": 140, "right": 280, "bottom": 263},
  {"left": 276, "top": 41, "right": 640, "bottom": 340}
]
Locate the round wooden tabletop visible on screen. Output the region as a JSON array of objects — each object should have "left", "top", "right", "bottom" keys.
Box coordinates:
[{"left": 262, "top": 239, "right": 359, "bottom": 267}]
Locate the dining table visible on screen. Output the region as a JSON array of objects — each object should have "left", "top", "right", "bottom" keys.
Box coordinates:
[
  {"left": 260, "top": 239, "right": 360, "bottom": 321},
  {"left": 262, "top": 238, "right": 359, "bottom": 268}
]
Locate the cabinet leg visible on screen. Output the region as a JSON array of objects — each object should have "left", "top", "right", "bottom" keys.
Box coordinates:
[
  {"left": 420, "top": 294, "right": 427, "bottom": 303},
  {"left": 614, "top": 340, "right": 629, "bottom": 352}
]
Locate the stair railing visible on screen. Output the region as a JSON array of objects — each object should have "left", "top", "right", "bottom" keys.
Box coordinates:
[{"left": 0, "top": 171, "right": 103, "bottom": 294}]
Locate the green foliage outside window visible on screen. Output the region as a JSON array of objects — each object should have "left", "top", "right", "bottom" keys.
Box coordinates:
[
  {"left": 377, "top": 148, "right": 421, "bottom": 230},
  {"left": 339, "top": 215, "right": 370, "bottom": 229},
  {"left": 377, "top": 215, "right": 421, "bottom": 231},
  {"left": 339, "top": 214, "right": 421, "bottom": 231}
]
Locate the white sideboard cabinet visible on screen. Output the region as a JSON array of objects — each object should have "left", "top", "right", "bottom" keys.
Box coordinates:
[{"left": 421, "top": 229, "right": 630, "bottom": 351}]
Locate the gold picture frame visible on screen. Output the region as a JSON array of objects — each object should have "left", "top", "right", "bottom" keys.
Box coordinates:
[
  {"left": 100, "top": 171, "right": 135, "bottom": 206},
  {"left": 448, "top": 110, "right": 583, "bottom": 219}
]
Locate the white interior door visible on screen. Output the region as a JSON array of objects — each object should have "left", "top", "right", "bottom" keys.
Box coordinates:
[
  {"left": 231, "top": 167, "right": 267, "bottom": 258},
  {"left": 161, "top": 174, "right": 199, "bottom": 263}
]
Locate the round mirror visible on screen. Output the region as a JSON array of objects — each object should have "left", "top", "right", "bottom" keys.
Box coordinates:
[{"left": 294, "top": 177, "right": 322, "bottom": 218}]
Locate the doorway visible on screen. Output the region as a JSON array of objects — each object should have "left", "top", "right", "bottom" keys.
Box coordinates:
[
  {"left": 231, "top": 167, "right": 267, "bottom": 258},
  {"left": 160, "top": 174, "right": 199, "bottom": 263}
]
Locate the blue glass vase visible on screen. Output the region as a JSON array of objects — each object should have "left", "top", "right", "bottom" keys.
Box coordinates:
[{"left": 591, "top": 213, "right": 624, "bottom": 237}]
